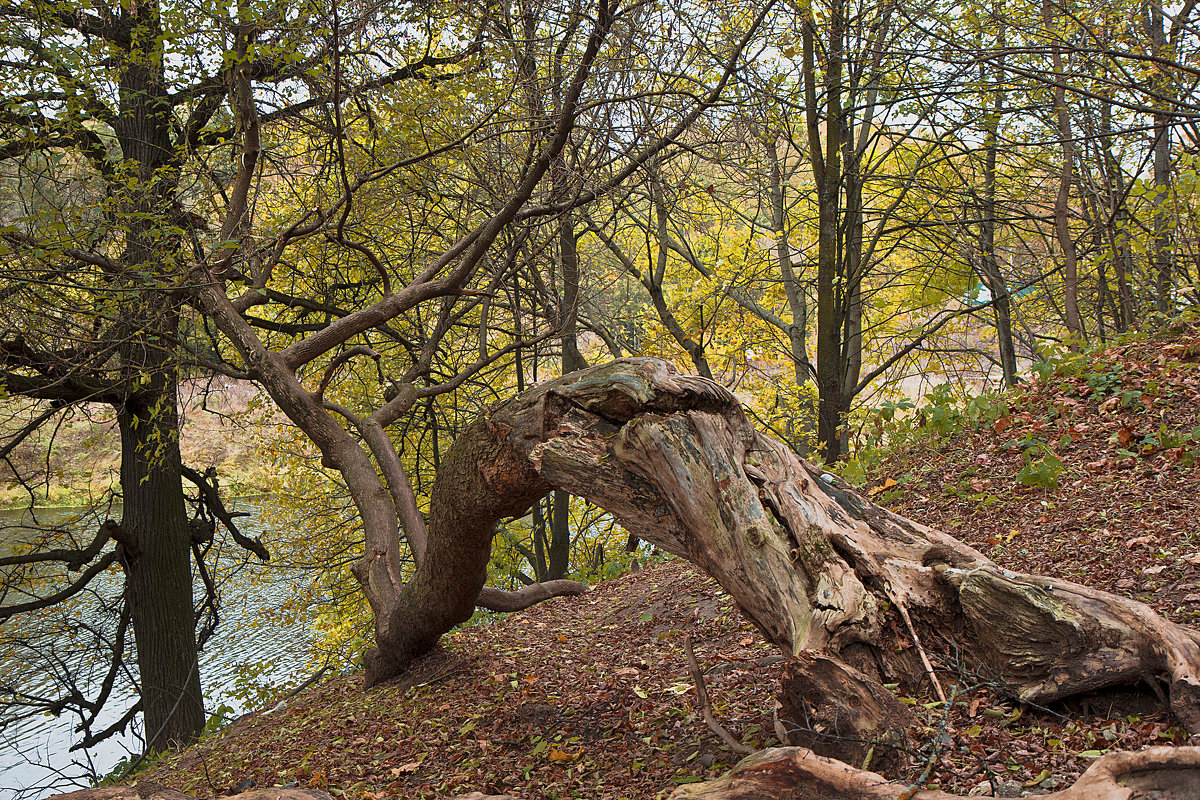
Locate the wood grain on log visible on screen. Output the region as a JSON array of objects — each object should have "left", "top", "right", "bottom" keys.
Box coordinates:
[
  {"left": 776, "top": 652, "right": 916, "bottom": 774},
  {"left": 668, "top": 745, "right": 1200, "bottom": 799}
]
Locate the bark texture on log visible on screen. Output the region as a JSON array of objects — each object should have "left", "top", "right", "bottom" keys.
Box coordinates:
[
  {"left": 387, "top": 358, "right": 1200, "bottom": 734},
  {"left": 668, "top": 746, "right": 1200, "bottom": 800}
]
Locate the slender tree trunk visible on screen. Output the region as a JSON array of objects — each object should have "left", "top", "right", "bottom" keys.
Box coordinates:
[
  {"left": 980, "top": 36, "right": 1019, "bottom": 387},
  {"left": 548, "top": 491, "right": 571, "bottom": 579},
  {"left": 765, "top": 137, "right": 814, "bottom": 389},
  {"left": 807, "top": 6, "right": 846, "bottom": 463},
  {"left": 1044, "top": 0, "right": 1084, "bottom": 342},
  {"left": 841, "top": 116, "right": 864, "bottom": 457},
  {"left": 1100, "top": 98, "right": 1135, "bottom": 330},
  {"left": 650, "top": 172, "right": 712, "bottom": 378},
  {"left": 1153, "top": 119, "right": 1173, "bottom": 315},
  {"left": 1150, "top": 2, "right": 1174, "bottom": 315},
  {"left": 558, "top": 211, "right": 587, "bottom": 375},
  {"left": 551, "top": 210, "right": 586, "bottom": 580}
]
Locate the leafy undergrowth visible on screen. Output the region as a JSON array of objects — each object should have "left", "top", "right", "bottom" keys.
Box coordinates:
[{"left": 140, "top": 325, "right": 1200, "bottom": 799}]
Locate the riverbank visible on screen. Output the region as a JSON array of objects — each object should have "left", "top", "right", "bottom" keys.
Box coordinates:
[
  {"left": 0, "top": 379, "right": 283, "bottom": 510},
  {"left": 0, "top": 500, "right": 317, "bottom": 800}
]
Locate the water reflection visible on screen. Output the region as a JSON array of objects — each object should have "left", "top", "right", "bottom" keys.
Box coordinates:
[{"left": 0, "top": 499, "right": 315, "bottom": 799}]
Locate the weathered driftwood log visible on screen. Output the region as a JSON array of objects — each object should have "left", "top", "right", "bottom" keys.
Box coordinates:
[
  {"left": 668, "top": 746, "right": 1200, "bottom": 799},
  {"left": 368, "top": 358, "right": 1200, "bottom": 738}
]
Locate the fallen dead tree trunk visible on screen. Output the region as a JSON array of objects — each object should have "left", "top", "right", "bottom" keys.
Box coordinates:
[
  {"left": 380, "top": 359, "right": 1200, "bottom": 727},
  {"left": 668, "top": 745, "right": 1200, "bottom": 800},
  {"left": 366, "top": 359, "right": 1200, "bottom": 782}
]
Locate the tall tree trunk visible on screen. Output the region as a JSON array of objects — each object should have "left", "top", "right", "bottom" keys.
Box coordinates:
[
  {"left": 1100, "top": 98, "right": 1135, "bottom": 330},
  {"left": 110, "top": 10, "right": 205, "bottom": 747},
  {"left": 1150, "top": 1, "right": 1174, "bottom": 316},
  {"left": 841, "top": 121, "right": 864, "bottom": 458},
  {"left": 765, "top": 137, "right": 815, "bottom": 394},
  {"left": 1152, "top": 114, "right": 1173, "bottom": 316},
  {"left": 548, "top": 491, "right": 571, "bottom": 580},
  {"left": 980, "top": 36, "right": 1019, "bottom": 387},
  {"left": 118, "top": 373, "right": 205, "bottom": 751},
  {"left": 1044, "top": 0, "right": 1084, "bottom": 342},
  {"left": 551, "top": 211, "right": 586, "bottom": 580},
  {"left": 806, "top": 5, "right": 846, "bottom": 463},
  {"left": 558, "top": 211, "right": 588, "bottom": 375}
]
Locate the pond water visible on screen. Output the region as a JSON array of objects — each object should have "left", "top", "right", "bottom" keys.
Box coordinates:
[{"left": 0, "top": 499, "right": 318, "bottom": 799}]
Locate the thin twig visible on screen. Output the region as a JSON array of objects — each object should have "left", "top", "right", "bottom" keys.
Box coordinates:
[
  {"left": 895, "top": 598, "right": 947, "bottom": 703},
  {"left": 684, "top": 634, "right": 754, "bottom": 756},
  {"left": 897, "top": 684, "right": 962, "bottom": 800}
]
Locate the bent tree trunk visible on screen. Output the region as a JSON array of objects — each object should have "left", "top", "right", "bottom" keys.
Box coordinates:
[
  {"left": 372, "top": 359, "right": 1200, "bottom": 735},
  {"left": 375, "top": 358, "right": 1200, "bottom": 730}
]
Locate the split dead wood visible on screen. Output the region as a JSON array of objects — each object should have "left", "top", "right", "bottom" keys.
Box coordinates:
[
  {"left": 395, "top": 358, "right": 1200, "bottom": 789},
  {"left": 775, "top": 652, "right": 916, "bottom": 775},
  {"left": 668, "top": 745, "right": 1200, "bottom": 799}
]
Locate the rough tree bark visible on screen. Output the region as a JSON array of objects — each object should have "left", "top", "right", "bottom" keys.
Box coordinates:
[
  {"left": 386, "top": 357, "right": 1200, "bottom": 790},
  {"left": 117, "top": 378, "right": 205, "bottom": 751},
  {"left": 412, "top": 358, "right": 1200, "bottom": 725}
]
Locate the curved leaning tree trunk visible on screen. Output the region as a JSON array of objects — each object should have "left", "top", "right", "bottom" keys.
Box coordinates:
[{"left": 377, "top": 359, "right": 1200, "bottom": 730}]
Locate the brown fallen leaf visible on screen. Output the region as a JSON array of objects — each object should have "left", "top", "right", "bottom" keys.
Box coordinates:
[
  {"left": 868, "top": 477, "right": 897, "bottom": 496},
  {"left": 391, "top": 760, "right": 423, "bottom": 775}
]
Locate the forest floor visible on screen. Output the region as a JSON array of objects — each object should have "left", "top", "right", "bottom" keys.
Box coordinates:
[{"left": 139, "top": 323, "right": 1200, "bottom": 799}]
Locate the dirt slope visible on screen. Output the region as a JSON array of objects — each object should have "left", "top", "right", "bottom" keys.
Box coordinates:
[
  {"left": 142, "top": 561, "right": 780, "bottom": 799},
  {"left": 874, "top": 325, "right": 1200, "bottom": 627}
]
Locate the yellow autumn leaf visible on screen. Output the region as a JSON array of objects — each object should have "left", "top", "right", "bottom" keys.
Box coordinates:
[
  {"left": 867, "top": 477, "right": 897, "bottom": 497},
  {"left": 549, "top": 746, "right": 577, "bottom": 761}
]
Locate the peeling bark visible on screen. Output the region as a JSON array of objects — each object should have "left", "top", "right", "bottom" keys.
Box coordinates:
[{"left": 399, "top": 359, "right": 1200, "bottom": 738}]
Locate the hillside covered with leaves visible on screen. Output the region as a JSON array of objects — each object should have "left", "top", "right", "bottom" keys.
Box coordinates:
[{"left": 124, "top": 325, "right": 1200, "bottom": 799}]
